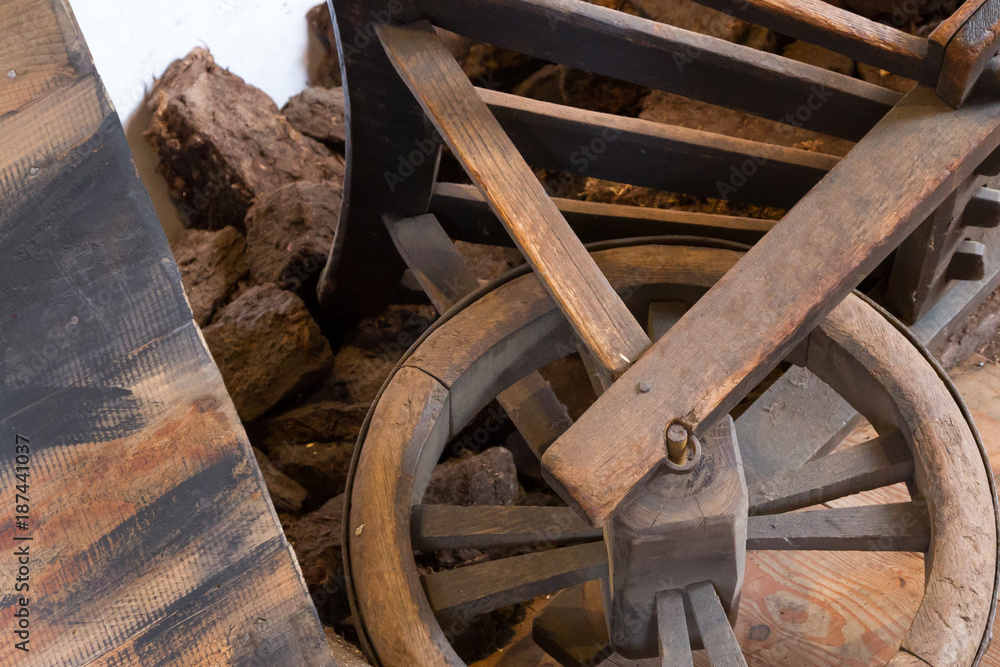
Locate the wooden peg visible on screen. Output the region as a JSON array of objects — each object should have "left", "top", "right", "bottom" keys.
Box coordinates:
[
  {"left": 961, "top": 187, "right": 1000, "bottom": 228},
  {"left": 947, "top": 240, "right": 987, "bottom": 280}
]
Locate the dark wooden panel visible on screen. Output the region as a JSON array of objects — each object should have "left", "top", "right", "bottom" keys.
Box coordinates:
[
  {"left": 481, "top": 87, "right": 839, "bottom": 208},
  {"left": 431, "top": 183, "right": 775, "bottom": 247},
  {"left": 541, "top": 83, "right": 1000, "bottom": 526},
  {"left": 0, "top": 2, "right": 331, "bottom": 663},
  {"left": 416, "top": 0, "right": 901, "bottom": 140}
]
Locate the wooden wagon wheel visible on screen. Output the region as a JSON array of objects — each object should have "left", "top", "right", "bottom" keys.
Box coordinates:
[{"left": 345, "top": 240, "right": 997, "bottom": 666}]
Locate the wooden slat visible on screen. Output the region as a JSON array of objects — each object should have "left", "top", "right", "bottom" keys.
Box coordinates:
[
  {"left": 431, "top": 182, "right": 776, "bottom": 247},
  {"left": 746, "top": 502, "right": 930, "bottom": 551},
  {"left": 657, "top": 590, "right": 694, "bottom": 667},
  {"left": 748, "top": 431, "right": 913, "bottom": 515},
  {"left": 480, "top": 87, "right": 840, "bottom": 208},
  {"left": 411, "top": 504, "right": 602, "bottom": 551},
  {"left": 687, "top": 0, "right": 931, "bottom": 81},
  {"left": 416, "top": 0, "right": 900, "bottom": 141},
  {"left": 497, "top": 371, "right": 574, "bottom": 458},
  {"left": 541, "top": 83, "right": 1000, "bottom": 526},
  {"left": 687, "top": 582, "right": 747, "bottom": 667},
  {"left": 422, "top": 541, "right": 609, "bottom": 617},
  {"left": 379, "top": 21, "right": 649, "bottom": 378}
]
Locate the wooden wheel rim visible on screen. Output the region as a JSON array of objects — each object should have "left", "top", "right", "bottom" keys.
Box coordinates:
[{"left": 345, "top": 241, "right": 997, "bottom": 666}]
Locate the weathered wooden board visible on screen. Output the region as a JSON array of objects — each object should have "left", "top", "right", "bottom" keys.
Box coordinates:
[{"left": 0, "top": 1, "right": 330, "bottom": 664}]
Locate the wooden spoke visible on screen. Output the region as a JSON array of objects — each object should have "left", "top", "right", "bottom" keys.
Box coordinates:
[
  {"left": 736, "top": 366, "right": 861, "bottom": 485},
  {"left": 532, "top": 581, "right": 613, "bottom": 667},
  {"left": 422, "top": 541, "right": 609, "bottom": 617},
  {"left": 541, "top": 83, "right": 1000, "bottom": 527},
  {"left": 748, "top": 431, "right": 913, "bottom": 515},
  {"left": 416, "top": 0, "right": 900, "bottom": 140},
  {"left": 687, "top": 582, "right": 746, "bottom": 667},
  {"left": 480, "top": 87, "right": 839, "bottom": 208},
  {"left": 411, "top": 505, "right": 602, "bottom": 551},
  {"left": 431, "top": 182, "right": 775, "bottom": 247},
  {"left": 385, "top": 213, "right": 574, "bottom": 461},
  {"left": 656, "top": 590, "right": 694, "bottom": 667},
  {"left": 746, "top": 502, "right": 930, "bottom": 551},
  {"left": 379, "top": 21, "right": 649, "bottom": 379},
  {"left": 687, "top": 0, "right": 931, "bottom": 81}
]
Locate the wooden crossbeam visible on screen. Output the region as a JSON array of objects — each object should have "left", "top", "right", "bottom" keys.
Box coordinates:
[
  {"left": 431, "top": 183, "right": 776, "bottom": 247},
  {"left": 416, "top": 0, "right": 900, "bottom": 140},
  {"left": 480, "top": 87, "right": 840, "bottom": 208},
  {"left": 379, "top": 21, "right": 650, "bottom": 379},
  {"left": 688, "top": 0, "right": 932, "bottom": 82},
  {"left": 542, "top": 82, "right": 1000, "bottom": 526}
]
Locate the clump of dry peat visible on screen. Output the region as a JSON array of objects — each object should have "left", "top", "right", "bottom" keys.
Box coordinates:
[{"left": 145, "top": 0, "right": 976, "bottom": 662}]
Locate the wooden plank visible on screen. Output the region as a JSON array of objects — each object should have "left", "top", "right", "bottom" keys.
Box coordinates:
[
  {"left": 422, "top": 541, "right": 610, "bottom": 617},
  {"left": 746, "top": 502, "right": 930, "bottom": 551},
  {"left": 379, "top": 21, "right": 649, "bottom": 378},
  {"left": 541, "top": 83, "right": 1000, "bottom": 526},
  {"left": 687, "top": 0, "right": 932, "bottom": 82},
  {"left": 480, "top": 87, "right": 840, "bottom": 209},
  {"left": 935, "top": 0, "right": 1000, "bottom": 107},
  {"left": 416, "top": 0, "right": 900, "bottom": 141},
  {"left": 687, "top": 582, "right": 747, "bottom": 667},
  {"left": 431, "top": 182, "right": 775, "bottom": 247},
  {"left": 748, "top": 431, "right": 913, "bottom": 515},
  {"left": 411, "top": 504, "right": 602, "bottom": 551},
  {"left": 657, "top": 590, "right": 694, "bottom": 667},
  {"left": 497, "top": 371, "right": 574, "bottom": 459},
  {"left": 532, "top": 582, "right": 613, "bottom": 667},
  {"left": 0, "top": 2, "right": 331, "bottom": 662}
]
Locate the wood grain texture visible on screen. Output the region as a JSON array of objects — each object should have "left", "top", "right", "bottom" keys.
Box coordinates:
[
  {"left": 748, "top": 431, "right": 913, "bottom": 515},
  {"left": 687, "top": 582, "right": 747, "bottom": 667},
  {"left": 541, "top": 83, "right": 1000, "bottom": 526},
  {"left": 379, "top": 21, "right": 649, "bottom": 378},
  {"left": 479, "top": 87, "right": 840, "bottom": 209},
  {"left": 532, "top": 582, "right": 613, "bottom": 667},
  {"left": 0, "top": 2, "right": 331, "bottom": 663},
  {"left": 686, "top": 0, "right": 932, "bottom": 81},
  {"left": 935, "top": 0, "right": 1000, "bottom": 107},
  {"left": 746, "top": 503, "right": 930, "bottom": 551},
  {"left": 657, "top": 590, "right": 694, "bottom": 667},
  {"left": 431, "top": 183, "right": 775, "bottom": 247},
  {"left": 416, "top": 0, "right": 900, "bottom": 141},
  {"left": 411, "top": 504, "right": 602, "bottom": 551},
  {"left": 422, "top": 541, "right": 610, "bottom": 617}
]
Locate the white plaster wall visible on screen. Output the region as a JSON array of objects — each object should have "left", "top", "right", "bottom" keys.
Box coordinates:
[{"left": 71, "top": 0, "right": 327, "bottom": 240}]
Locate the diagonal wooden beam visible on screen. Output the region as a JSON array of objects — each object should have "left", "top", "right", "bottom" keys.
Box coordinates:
[
  {"left": 378, "top": 21, "right": 649, "bottom": 379},
  {"left": 542, "top": 81, "right": 1000, "bottom": 526}
]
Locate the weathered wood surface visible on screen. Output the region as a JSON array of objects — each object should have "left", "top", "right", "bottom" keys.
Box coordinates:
[
  {"left": 0, "top": 1, "right": 330, "bottom": 664},
  {"left": 746, "top": 503, "right": 930, "bottom": 552},
  {"left": 480, "top": 87, "right": 840, "bottom": 209},
  {"left": 935, "top": 0, "right": 1000, "bottom": 106},
  {"left": 688, "top": 582, "right": 747, "bottom": 667},
  {"left": 532, "top": 582, "right": 613, "bottom": 667},
  {"left": 541, "top": 83, "right": 1000, "bottom": 526},
  {"left": 687, "top": 0, "right": 931, "bottom": 82},
  {"left": 379, "top": 21, "right": 650, "bottom": 379},
  {"left": 431, "top": 183, "right": 775, "bottom": 247},
  {"left": 657, "top": 590, "right": 694, "bottom": 667},
  {"left": 416, "top": 0, "right": 900, "bottom": 140},
  {"left": 411, "top": 504, "right": 601, "bottom": 551}
]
